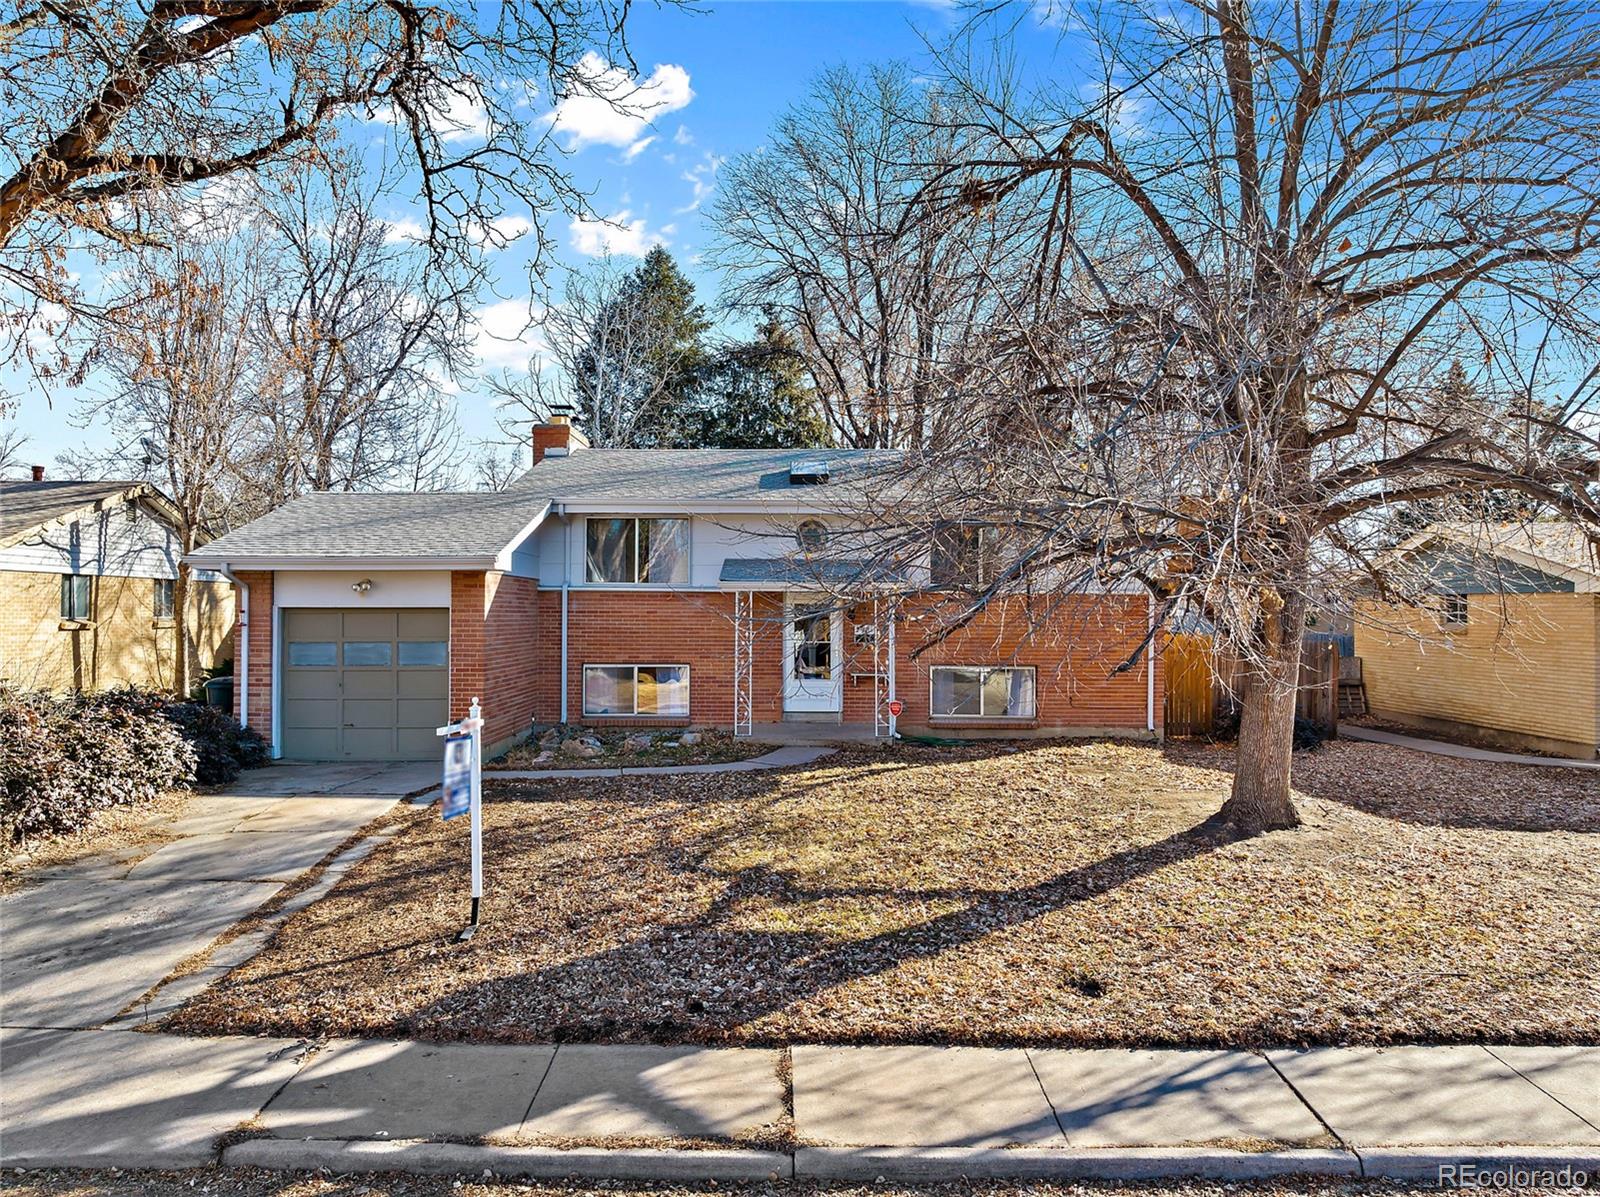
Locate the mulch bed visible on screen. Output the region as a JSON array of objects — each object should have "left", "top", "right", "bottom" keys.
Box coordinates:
[
  {"left": 166, "top": 738, "right": 1600, "bottom": 1047},
  {"left": 489, "top": 728, "right": 772, "bottom": 771}
]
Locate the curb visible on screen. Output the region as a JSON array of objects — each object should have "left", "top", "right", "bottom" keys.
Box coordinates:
[
  {"left": 1355, "top": 1147, "right": 1600, "bottom": 1180},
  {"left": 220, "top": 1138, "right": 793, "bottom": 1181},
  {"left": 794, "top": 1146, "right": 1361, "bottom": 1181}
]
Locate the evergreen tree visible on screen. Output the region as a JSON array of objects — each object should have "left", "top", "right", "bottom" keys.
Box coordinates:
[
  {"left": 686, "top": 316, "right": 830, "bottom": 448},
  {"left": 573, "top": 247, "right": 710, "bottom": 447}
]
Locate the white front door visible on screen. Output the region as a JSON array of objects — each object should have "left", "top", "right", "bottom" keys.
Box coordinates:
[{"left": 782, "top": 599, "right": 843, "bottom": 713}]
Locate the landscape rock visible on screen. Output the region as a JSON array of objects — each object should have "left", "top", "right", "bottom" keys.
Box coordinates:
[
  {"left": 560, "top": 738, "right": 603, "bottom": 759},
  {"left": 623, "top": 733, "right": 656, "bottom": 752},
  {"left": 679, "top": 732, "right": 702, "bottom": 746}
]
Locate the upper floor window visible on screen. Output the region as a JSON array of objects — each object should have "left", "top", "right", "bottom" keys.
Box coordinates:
[
  {"left": 930, "top": 525, "right": 999, "bottom": 589},
  {"left": 1438, "top": 592, "right": 1469, "bottom": 627},
  {"left": 585, "top": 518, "right": 690, "bottom": 584},
  {"left": 796, "top": 519, "right": 829, "bottom": 553},
  {"left": 153, "top": 578, "right": 175, "bottom": 619},
  {"left": 60, "top": 574, "right": 91, "bottom": 621}
]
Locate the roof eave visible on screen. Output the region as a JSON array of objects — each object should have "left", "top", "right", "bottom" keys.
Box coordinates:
[{"left": 184, "top": 554, "right": 502, "bottom": 572}]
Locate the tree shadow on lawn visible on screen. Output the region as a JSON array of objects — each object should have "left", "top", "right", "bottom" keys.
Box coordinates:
[
  {"left": 1163, "top": 738, "right": 1600, "bottom": 833},
  {"left": 387, "top": 807, "right": 1245, "bottom": 1044}
]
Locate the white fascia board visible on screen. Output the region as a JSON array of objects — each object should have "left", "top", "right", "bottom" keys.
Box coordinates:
[{"left": 491, "top": 501, "right": 553, "bottom": 572}]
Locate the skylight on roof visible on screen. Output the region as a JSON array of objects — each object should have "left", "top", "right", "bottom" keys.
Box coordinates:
[{"left": 789, "top": 459, "right": 830, "bottom": 485}]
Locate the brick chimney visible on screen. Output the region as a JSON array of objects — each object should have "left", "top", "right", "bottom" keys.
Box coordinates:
[
  {"left": 31, "top": 464, "right": 45, "bottom": 482},
  {"left": 531, "top": 414, "right": 589, "bottom": 466}
]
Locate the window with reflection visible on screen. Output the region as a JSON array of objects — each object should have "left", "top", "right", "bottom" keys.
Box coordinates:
[{"left": 586, "top": 518, "right": 689, "bottom": 583}]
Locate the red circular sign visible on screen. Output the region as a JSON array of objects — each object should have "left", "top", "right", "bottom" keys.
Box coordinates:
[{"left": 887, "top": 699, "right": 904, "bottom": 717}]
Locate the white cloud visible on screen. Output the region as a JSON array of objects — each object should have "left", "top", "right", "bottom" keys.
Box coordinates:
[
  {"left": 673, "top": 124, "right": 694, "bottom": 146},
  {"left": 568, "top": 210, "right": 669, "bottom": 258},
  {"left": 369, "top": 85, "right": 492, "bottom": 145},
  {"left": 472, "top": 298, "right": 547, "bottom": 370},
  {"left": 676, "top": 153, "right": 724, "bottom": 214},
  {"left": 622, "top": 135, "right": 656, "bottom": 162},
  {"left": 382, "top": 216, "right": 428, "bottom": 245},
  {"left": 545, "top": 53, "right": 693, "bottom": 155}
]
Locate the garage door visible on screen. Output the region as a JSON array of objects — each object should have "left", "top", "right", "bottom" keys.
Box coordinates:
[{"left": 281, "top": 608, "right": 449, "bottom": 760}]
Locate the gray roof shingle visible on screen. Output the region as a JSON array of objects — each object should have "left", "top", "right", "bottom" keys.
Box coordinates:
[
  {"left": 190, "top": 491, "right": 549, "bottom": 565},
  {"left": 1, "top": 479, "right": 163, "bottom": 549},
  {"left": 512, "top": 448, "right": 898, "bottom": 503}
]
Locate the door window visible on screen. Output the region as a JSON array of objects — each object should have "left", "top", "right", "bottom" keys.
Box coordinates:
[{"left": 793, "top": 608, "right": 833, "bottom": 680}]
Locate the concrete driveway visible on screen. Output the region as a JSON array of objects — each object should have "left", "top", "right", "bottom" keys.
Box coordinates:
[{"left": 1, "top": 761, "right": 433, "bottom": 1031}]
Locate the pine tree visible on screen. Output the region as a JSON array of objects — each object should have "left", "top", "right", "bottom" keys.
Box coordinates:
[{"left": 687, "top": 316, "right": 830, "bottom": 448}]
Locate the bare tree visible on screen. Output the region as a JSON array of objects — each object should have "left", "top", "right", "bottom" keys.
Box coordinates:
[
  {"left": 244, "top": 162, "right": 468, "bottom": 507},
  {"left": 830, "top": 0, "right": 1600, "bottom": 833},
  {"left": 488, "top": 250, "right": 707, "bottom": 449},
  {"left": 1, "top": 0, "right": 685, "bottom": 370},
  {"left": 0, "top": 423, "right": 27, "bottom": 476},
  {"left": 711, "top": 63, "right": 1024, "bottom": 448},
  {"left": 64, "top": 196, "right": 261, "bottom": 695}
]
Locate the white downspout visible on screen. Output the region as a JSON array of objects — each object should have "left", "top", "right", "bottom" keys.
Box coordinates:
[
  {"left": 559, "top": 504, "right": 571, "bottom": 725},
  {"left": 1146, "top": 589, "right": 1157, "bottom": 737},
  {"left": 218, "top": 563, "right": 248, "bottom": 730}
]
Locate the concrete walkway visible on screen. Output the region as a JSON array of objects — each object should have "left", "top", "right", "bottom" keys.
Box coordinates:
[
  {"left": 3, "top": 1033, "right": 1596, "bottom": 1180},
  {"left": 1343, "top": 724, "right": 1600, "bottom": 771},
  {"left": 0, "top": 761, "right": 432, "bottom": 1031},
  {"left": 487, "top": 743, "right": 834, "bottom": 781}
]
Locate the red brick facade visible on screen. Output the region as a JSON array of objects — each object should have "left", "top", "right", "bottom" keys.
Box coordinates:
[
  {"left": 233, "top": 569, "right": 274, "bottom": 735},
  {"left": 225, "top": 570, "right": 1160, "bottom": 757}
]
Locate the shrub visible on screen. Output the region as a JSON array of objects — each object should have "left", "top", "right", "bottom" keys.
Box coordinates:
[
  {"left": 0, "top": 685, "right": 266, "bottom": 845},
  {"left": 159, "top": 700, "right": 269, "bottom": 784},
  {"left": 1207, "top": 708, "right": 1330, "bottom": 752}
]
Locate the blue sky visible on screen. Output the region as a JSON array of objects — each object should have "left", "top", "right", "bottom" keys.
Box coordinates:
[{"left": 8, "top": 0, "right": 1067, "bottom": 477}]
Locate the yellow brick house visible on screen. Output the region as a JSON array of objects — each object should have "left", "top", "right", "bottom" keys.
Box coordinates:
[
  {"left": 1355, "top": 522, "right": 1600, "bottom": 760},
  {"left": 0, "top": 473, "right": 234, "bottom": 694}
]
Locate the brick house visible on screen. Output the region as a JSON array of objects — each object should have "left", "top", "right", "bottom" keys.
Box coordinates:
[
  {"left": 1356, "top": 522, "right": 1600, "bottom": 760},
  {"left": 189, "top": 421, "right": 1164, "bottom": 760},
  {"left": 1, "top": 472, "right": 234, "bottom": 693}
]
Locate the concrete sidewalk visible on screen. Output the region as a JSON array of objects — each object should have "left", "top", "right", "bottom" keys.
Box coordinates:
[
  {"left": 1343, "top": 724, "right": 1600, "bottom": 771},
  {"left": 3, "top": 1032, "right": 1596, "bottom": 1181}
]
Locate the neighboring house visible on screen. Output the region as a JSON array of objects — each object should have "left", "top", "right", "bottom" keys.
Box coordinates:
[
  {"left": 1355, "top": 522, "right": 1600, "bottom": 760},
  {"left": 189, "top": 419, "right": 1163, "bottom": 761},
  {"left": 1, "top": 471, "right": 234, "bottom": 694}
]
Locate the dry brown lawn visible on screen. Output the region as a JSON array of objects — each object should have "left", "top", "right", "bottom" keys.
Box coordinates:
[{"left": 167, "top": 738, "right": 1600, "bottom": 1047}]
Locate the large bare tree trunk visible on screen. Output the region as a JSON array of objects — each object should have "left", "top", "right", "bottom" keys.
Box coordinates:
[{"left": 1221, "top": 594, "right": 1307, "bottom": 835}]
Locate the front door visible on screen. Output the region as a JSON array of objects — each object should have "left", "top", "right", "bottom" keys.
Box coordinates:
[{"left": 782, "top": 599, "right": 843, "bottom": 714}]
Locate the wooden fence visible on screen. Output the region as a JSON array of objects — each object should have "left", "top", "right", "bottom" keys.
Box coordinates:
[{"left": 1162, "top": 634, "right": 1341, "bottom": 737}]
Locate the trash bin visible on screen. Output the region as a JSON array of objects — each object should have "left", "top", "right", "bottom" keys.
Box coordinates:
[{"left": 202, "top": 677, "right": 234, "bottom": 714}]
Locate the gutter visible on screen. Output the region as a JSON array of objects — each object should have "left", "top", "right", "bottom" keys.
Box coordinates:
[
  {"left": 1147, "top": 589, "right": 1157, "bottom": 736},
  {"left": 558, "top": 503, "right": 571, "bottom": 725}
]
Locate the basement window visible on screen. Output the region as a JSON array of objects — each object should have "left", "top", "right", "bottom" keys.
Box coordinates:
[
  {"left": 931, "top": 666, "right": 1036, "bottom": 719},
  {"left": 583, "top": 665, "right": 690, "bottom": 717}
]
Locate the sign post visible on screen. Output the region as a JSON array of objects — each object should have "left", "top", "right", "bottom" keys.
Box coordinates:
[{"left": 437, "top": 696, "right": 484, "bottom": 942}]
